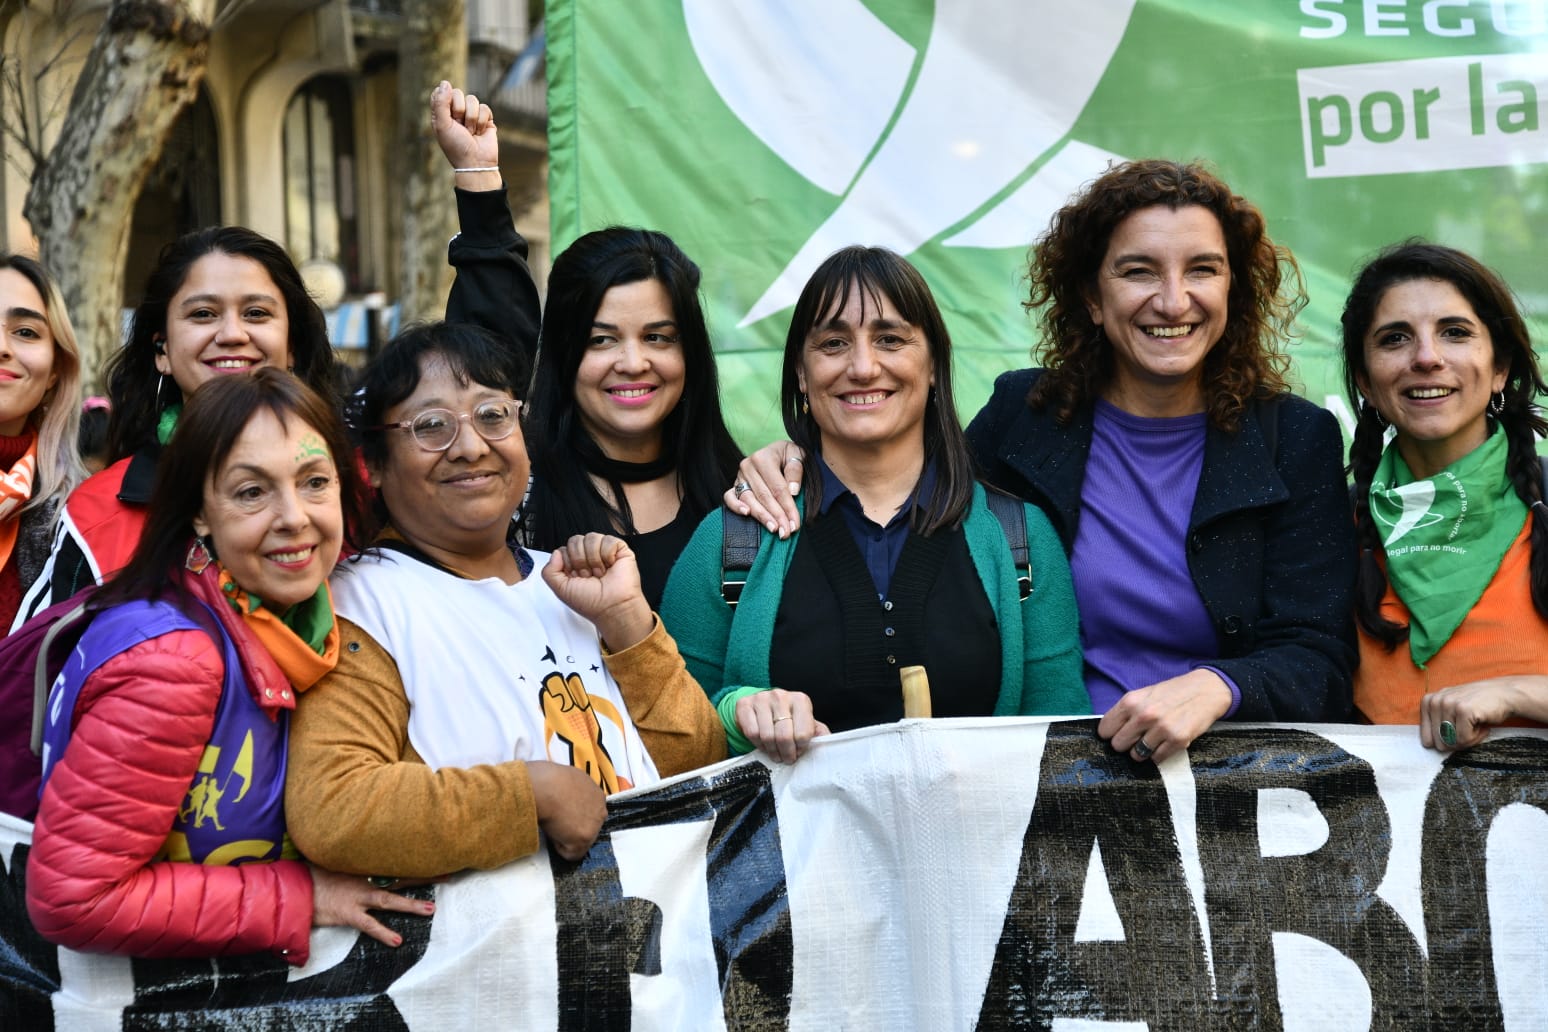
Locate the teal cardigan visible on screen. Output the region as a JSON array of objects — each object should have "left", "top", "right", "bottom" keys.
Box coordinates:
[{"left": 660, "top": 483, "right": 1088, "bottom": 752}]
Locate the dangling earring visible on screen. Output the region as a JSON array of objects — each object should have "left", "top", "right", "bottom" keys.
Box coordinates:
[
  {"left": 1491, "top": 391, "right": 1505, "bottom": 416},
  {"left": 156, "top": 374, "right": 166, "bottom": 403},
  {"left": 1361, "top": 399, "right": 1387, "bottom": 430},
  {"left": 185, "top": 535, "right": 213, "bottom": 573},
  {"left": 801, "top": 392, "right": 809, "bottom": 415}
]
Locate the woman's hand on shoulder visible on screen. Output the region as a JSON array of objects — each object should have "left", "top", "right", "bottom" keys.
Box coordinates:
[
  {"left": 1097, "top": 668, "right": 1234, "bottom": 764},
  {"left": 1419, "top": 675, "right": 1548, "bottom": 751},
  {"left": 725, "top": 441, "right": 806, "bottom": 538},
  {"left": 309, "top": 865, "right": 436, "bottom": 948},
  {"left": 735, "top": 688, "right": 828, "bottom": 763},
  {"left": 527, "top": 760, "right": 608, "bottom": 861},
  {"left": 541, "top": 533, "right": 654, "bottom": 650}
]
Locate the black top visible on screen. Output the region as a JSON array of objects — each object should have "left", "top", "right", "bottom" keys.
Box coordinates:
[
  {"left": 769, "top": 514, "right": 999, "bottom": 732},
  {"left": 627, "top": 506, "right": 698, "bottom": 611}
]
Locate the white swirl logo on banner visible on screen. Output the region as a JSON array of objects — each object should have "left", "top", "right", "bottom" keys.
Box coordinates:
[{"left": 683, "top": 0, "right": 1137, "bottom": 327}]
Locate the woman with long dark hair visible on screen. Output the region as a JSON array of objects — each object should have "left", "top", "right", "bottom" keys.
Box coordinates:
[
  {"left": 522, "top": 228, "right": 742, "bottom": 607},
  {"left": 20, "top": 226, "right": 340, "bottom": 625},
  {"left": 1343, "top": 241, "right": 1548, "bottom": 747},
  {"left": 663, "top": 246, "right": 1084, "bottom": 760}
]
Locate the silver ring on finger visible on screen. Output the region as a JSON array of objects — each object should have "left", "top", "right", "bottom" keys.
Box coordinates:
[
  {"left": 734, "top": 480, "right": 751, "bottom": 497},
  {"left": 1439, "top": 720, "right": 1458, "bottom": 748},
  {"left": 1133, "top": 737, "right": 1155, "bottom": 760},
  {"left": 773, "top": 715, "right": 793, "bottom": 724}
]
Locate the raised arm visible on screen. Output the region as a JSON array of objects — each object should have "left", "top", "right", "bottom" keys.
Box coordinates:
[
  {"left": 541, "top": 533, "right": 728, "bottom": 774},
  {"left": 434, "top": 81, "right": 541, "bottom": 366}
]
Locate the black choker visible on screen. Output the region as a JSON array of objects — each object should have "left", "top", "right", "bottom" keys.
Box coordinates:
[{"left": 576, "top": 435, "right": 676, "bottom": 483}]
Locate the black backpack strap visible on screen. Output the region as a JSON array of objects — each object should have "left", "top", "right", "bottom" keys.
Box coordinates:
[
  {"left": 721, "top": 510, "right": 763, "bottom": 607},
  {"left": 984, "top": 490, "right": 1032, "bottom": 601}
]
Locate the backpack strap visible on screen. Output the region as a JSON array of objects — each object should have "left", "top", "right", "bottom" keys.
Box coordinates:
[
  {"left": 31, "top": 597, "right": 225, "bottom": 757},
  {"left": 984, "top": 490, "right": 1032, "bottom": 601},
  {"left": 721, "top": 509, "right": 763, "bottom": 607},
  {"left": 30, "top": 601, "right": 93, "bottom": 757}
]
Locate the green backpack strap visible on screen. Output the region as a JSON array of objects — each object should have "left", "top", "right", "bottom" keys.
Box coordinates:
[
  {"left": 983, "top": 490, "right": 1032, "bottom": 601},
  {"left": 720, "top": 509, "right": 763, "bottom": 606}
]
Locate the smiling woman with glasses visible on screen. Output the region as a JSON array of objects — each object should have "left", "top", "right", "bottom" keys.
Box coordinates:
[{"left": 283, "top": 321, "right": 726, "bottom": 878}]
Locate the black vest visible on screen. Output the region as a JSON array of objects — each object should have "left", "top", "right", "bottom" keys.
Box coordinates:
[{"left": 769, "top": 515, "right": 1000, "bottom": 732}]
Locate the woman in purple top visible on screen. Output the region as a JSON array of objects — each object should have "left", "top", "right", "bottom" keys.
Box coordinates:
[{"left": 730, "top": 160, "right": 1357, "bottom": 762}]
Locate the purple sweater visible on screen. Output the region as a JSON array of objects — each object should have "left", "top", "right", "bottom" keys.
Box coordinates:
[{"left": 1073, "top": 401, "right": 1240, "bottom": 715}]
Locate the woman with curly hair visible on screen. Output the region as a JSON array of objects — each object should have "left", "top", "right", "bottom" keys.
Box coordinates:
[
  {"left": 731, "top": 160, "right": 1357, "bottom": 761},
  {"left": 1343, "top": 242, "right": 1548, "bottom": 748}
]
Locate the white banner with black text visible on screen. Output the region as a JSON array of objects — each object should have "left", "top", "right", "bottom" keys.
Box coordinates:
[{"left": 2, "top": 718, "right": 1546, "bottom": 1029}]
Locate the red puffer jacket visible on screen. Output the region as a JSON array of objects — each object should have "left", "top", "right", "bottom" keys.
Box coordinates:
[{"left": 26, "top": 564, "right": 315, "bottom": 964}]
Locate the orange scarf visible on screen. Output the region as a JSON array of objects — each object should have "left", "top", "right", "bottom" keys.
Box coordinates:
[
  {"left": 215, "top": 567, "right": 340, "bottom": 692},
  {"left": 0, "top": 435, "right": 38, "bottom": 573}
]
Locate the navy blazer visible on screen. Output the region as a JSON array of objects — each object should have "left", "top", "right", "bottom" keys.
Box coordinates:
[{"left": 965, "top": 368, "right": 1356, "bottom": 721}]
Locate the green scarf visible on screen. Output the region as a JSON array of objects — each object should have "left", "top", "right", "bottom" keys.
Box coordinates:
[{"left": 1368, "top": 430, "right": 1526, "bottom": 666}]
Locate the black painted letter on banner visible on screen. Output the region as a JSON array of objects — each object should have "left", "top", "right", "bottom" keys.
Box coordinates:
[
  {"left": 553, "top": 761, "right": 793, "bottom": 1030},
  {"left": 977, "top": 720, "right": 1213, "bottom": 1030}
]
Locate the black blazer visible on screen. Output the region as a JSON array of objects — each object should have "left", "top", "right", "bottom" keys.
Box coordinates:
[{"left": 966, "top": 368, "right": 1356, "bottom": 721}]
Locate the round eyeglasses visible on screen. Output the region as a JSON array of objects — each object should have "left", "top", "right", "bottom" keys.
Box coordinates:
[{"left": 370, "top": 400, "right": 521, "bottom": 452}]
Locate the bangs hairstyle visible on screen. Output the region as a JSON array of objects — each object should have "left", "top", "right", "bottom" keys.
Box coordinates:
[
  {"left": 354, "top": 322, "right": 526, "bottom": 533},
  {"left": 97, "top": 368, "right": 367, "bottom": 608},
  {"left": 1026, "top": 158, "right": 1303, "bottom": 431},
  {"left": 524, "top": 226, "right": 741, "bottom": 544},
  {"left": 104, "top": 226, "right": 339, "bottom": 464},
  {"left": 354, "top": 321, "right": 527, "bottom": 474},
  {"left": 780, "top": 245, "right": 974, "bottom": 534},
  {"left": 1342, "top": 240, "right": 1548, "bottom": 647},
  {"left": 0, "top": 255, "right": 85, "bottom": 512}
]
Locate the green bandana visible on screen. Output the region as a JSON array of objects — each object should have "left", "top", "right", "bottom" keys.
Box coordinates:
[
  {"left": 220, "top": 571, "right": 335, "bottom": 656},
  {"left": 156, "top": 403, "right": 182, "bottom": 446},
  {"left": 1368, "top": 430, "right": 1527, "bottom": 667}
]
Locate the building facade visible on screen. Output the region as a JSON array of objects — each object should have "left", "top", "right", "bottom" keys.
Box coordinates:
[{"left": 0, "top": 0, "right": 548, "bottom": 349}]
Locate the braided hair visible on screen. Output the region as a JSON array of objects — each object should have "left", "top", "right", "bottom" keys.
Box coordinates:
[{"left": 1341, "top": 241, "right": 1548, "bottom": 648}]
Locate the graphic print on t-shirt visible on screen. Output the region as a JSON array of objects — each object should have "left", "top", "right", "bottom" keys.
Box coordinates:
[{"left": 539, "top": 659, "right": 631, "bottom": 794}]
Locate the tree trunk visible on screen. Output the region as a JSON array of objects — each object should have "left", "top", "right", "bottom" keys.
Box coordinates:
[
  {"left": 397, "top": 0, "right": 467, "bottom": 325},
  {"left": 22, "top": 0, "right": 215, "bottom": 391}
]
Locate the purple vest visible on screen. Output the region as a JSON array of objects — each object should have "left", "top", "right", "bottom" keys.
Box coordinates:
[{"left": 40, "top": 598, "right": 291, "bottom": 866}]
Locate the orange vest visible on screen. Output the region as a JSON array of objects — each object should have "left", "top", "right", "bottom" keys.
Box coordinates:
[{"left": 1355, "top": 520, "right": 1548, "bottom": 725}]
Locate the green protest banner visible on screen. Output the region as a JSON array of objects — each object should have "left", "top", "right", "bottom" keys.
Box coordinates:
[{"left": 548, "top": 1, "right": 1548, "bottom": 449}]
